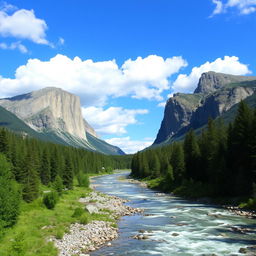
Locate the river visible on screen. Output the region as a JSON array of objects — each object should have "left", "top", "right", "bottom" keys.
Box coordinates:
[{"left": 91, "top": 171, "right": 256, "bottom": 256}]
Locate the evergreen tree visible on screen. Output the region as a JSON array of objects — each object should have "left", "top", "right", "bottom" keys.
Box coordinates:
[
  {"left": 52, "top": 175, "right": 63, "bottom": 196},
  {"left": 164, "top": 164, "right": 174, "bottom": 191},
  {"left": 0, "top": 154, "right": 21, "bottom": 227},
  {"left": 20, "top": 153, "right": 40, "bottom": 202},
  {"left": 40, "top": 149, "right": 51, "bottom": 185},
  {"left": 183, "top": 129, "right": 201, "bottom": 180},
  {"left": 63, "top": 157, "right": 74, "bottom": 189},
  {"left": 170, "top": 143, "right": 185, "bottom": 186}
]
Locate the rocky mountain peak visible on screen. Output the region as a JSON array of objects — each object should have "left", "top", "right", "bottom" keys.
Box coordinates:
[
  {"left": 0, "top": 87, "right": 95, "bottom": 141},
  {"left": 194, "top": 71, "right": 256, "bottom": 94}
]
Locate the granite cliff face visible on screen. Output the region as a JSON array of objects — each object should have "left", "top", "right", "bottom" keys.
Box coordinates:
[
  {"left": 154, "top": 72, "right": 256, "bottom": 145},
  {"left": 154, "top": 93, "right": 202, "bottom": 144},
  {"left": 0, "top": 87, "right": 90, "bottom": 140},
  {"left": 194, "top": 71, "right": 256, "bottom": 94},
  {"left": 0, "top": 88, "right": 124, "bottom": 154}
]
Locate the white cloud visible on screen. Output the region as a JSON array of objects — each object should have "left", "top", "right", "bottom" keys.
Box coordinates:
[
  {"left": 0, "top": 6, "right": 49, "bottom": 44},
  {"left": 0, "top": 54, "right": 187, "bottom": 105},
  {"left": 58, "top": 37, "right": 65, "bottom": 45},
  {"left": 157, "top": 102, "right": 166, "bottom": 107},
  {"left": 211, "top": 0, "right": 256, "bottom": 15},
  {"left": 105, "top": 137, "right": 153, "bottom": 154},
  {"left": 211, "top": 0, "right": 224, "bottom": 16},
  {"left": 172, "top": 56, "right": 251, "bottom": 93},
  {"left": 82, "top": 106, "right": 148, "bottom": 135},
  {"left": 0, "top": 41, "right": 28, "bottom": 53}
]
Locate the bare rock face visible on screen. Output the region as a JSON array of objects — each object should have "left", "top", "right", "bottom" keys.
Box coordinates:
[
  {"left": 194, "top": 71, "right": 256, "bottom": 94},
  {"left": 0, "top": 87, "right": 96, "bottom": 141},
  {"left": 154, "top": 93, "right": 202, "bottom": 144},
  {"left": 153, "top": 72, "right": 256, "bottom": 145},
  {"left": 84, "top": 119, "right": 98, "bottom": 138}
]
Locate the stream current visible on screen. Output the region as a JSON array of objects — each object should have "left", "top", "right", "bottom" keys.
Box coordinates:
[{"left": 91, "top": 171, "right": 256, "bottom": 256}]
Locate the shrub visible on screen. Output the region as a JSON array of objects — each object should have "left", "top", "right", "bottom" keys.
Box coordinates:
[
  {"left": 72, "top": 207, "right": 84, "bottom": 218},
  {"left": 43, "top": 191, "right": 58, "bottom": 209},
  {"left": 77, "top": 172, "right": 90, "bottom": 188},
  {"left": 79, "top": 214, "right": 89, "bottom": 225},
  {"left": 55, "top": 230, "right": 64, "bottom": 240}
]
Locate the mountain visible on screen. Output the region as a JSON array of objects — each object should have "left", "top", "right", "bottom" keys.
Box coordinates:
[
  {"left": 0, "top": 87, "right": 125, "bottom": 155},
  {"left": 153, "top": 72, "right": 256, "bottom": 145}
]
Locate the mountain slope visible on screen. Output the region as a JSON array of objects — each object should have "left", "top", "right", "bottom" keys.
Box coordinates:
[
  {"left": 0, "top": 88, "right": 124, "bottom": 155},
  {"left": 153, "top": 72, "right": 256, "bottom": 146}
]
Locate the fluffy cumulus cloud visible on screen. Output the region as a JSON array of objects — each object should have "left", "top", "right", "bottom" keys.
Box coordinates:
[
  {"left": 0, "top": 41, "right": 28, "bottom": 53},
  {"left": 0, "top": 54, "right": 187, "bottom": 104},
  {"left": 105, "top": 137, "right": 153, "bottom": 154},
  {"left": 211, "top": 0, "right": 256, "bottom": 15},
  {"left": 0, "top": 5, "right": 49, "bottom": 44},
  {"left": 172, "top": 56, "right": 251, "bottom": 93},
  {"left": 82, "top": 106, "right": 148, "bottom": 135}
]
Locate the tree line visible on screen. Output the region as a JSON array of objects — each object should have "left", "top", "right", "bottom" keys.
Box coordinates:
[
  {"left": 131, "top": 101, "right": 256, "bottom": 199},
  {"left": 0, "top": 128, "right": 130, "bottom": 231}
]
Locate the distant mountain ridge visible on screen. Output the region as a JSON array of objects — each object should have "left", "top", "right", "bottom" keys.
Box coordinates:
[
  {"left": 0, "top": 87, "right": 125, "bottom": 155},
  {"left": 153, "top": 72, "right": 256, "bottom": 145}
]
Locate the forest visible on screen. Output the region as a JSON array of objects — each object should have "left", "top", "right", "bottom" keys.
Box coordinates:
[
  {"left": 131, "top": 101, "right": 256, "bottom": 206},
  {"left": 0, "top": 128, "right": 130, "bottom": 235}
]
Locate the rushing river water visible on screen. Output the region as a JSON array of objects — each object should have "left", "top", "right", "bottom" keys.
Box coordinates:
[{"left": 91, "top": 171, "right": 256, "bottom": 256}]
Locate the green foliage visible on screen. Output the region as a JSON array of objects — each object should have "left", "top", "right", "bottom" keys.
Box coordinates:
[
  {"left": 62, "top": 157, "right": 74, "bottom": 190},
  {"left": 43, "top": 192, "right": 58, "bottom": 210},
  {"left": 77, "top": 172, "right": 90, "bottom": 188},
  {"left": 72, "top": 207, "right": 84, "bottom": 218},
  {"left": 79, "top": 214, "right": 89, "bottom": 225},
  {"left": 52, "top": 175, "right": 63, "bottom": 196},
  {"left": 11, "top": 232, "right": 25, "bottom": 256},
  {"left": 0, "top": 154, "right": 21, "bottom": 228},
  {"left": 55, "top": 230, "right": 64, "bottom": 240},
  {"left": 131, "top": 101, "right": 256, "bottom": 199},
  {"left": 239, "top": 198, "right": 256, "bottom": 210}
]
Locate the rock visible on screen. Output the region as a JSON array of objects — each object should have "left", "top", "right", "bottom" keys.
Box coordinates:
[
  {"left": 85, "top": 204, "right": 99, "bottom": 214},
  {"left": 171, "top": 233, "right": 179, "bottom": 236},
  {"left": 153, "top": 72, "right": 256, "bottom": 145},
  {"left": 0, "top": 87, "right": 89, "bottom": 139},
  {"left": 239, "top": 247, "right": 248, "bottom": 254},
  {"left": 195, "top": 71, "right": 256, "bottom": 94},
  {"left": 107, "top": 242, "right": 111, "bottom": 246}
]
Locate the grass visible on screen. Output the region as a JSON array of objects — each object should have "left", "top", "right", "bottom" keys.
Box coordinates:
[{"left": 0, "top": 185, "right": 116, "bottom": 256}]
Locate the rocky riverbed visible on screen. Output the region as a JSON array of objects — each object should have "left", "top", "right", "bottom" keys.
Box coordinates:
[{"left": 51, "top": 191, "right": 143, "bottom": 256}]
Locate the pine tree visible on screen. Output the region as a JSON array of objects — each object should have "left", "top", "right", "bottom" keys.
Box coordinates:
[
  {"left": 0, "top": 154, "right": 21, "bottom": 227},
  {"left": 171, "top": 143, "right": 185, "bottom": 186},
  {"left": 183, "top": 129, "right": 201, "bottom": 180},
  {"left": 63, "top": 157, "right": 74, "bottom": 189},
  {"left": 20, "top": 152, "right": 40, "bottom": 202},
  {"left": 40, "top": 149, "right": 51, "bottom": 185}
]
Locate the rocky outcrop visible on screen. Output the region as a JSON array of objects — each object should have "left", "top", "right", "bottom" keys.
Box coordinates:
[
  {"left": 0, "top": 87, "right": 125, "bottom": 154},
  {"left": 194, "top": 71, "right": 256, "bottom": 94},
  {"left": 84, "top": 119, "right": 98, "bottom": 138},
  {"left": 0, "top": 87, "right": 89, "bottom": 140},
  {"left": 154, "top": 93, "right": 202, "bottom": 144},
  {"left": 154, "top": 72, "right": 256, "bottom": 145}
]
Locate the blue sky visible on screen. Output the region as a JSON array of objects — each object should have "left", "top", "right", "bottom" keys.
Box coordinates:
[{"left": 0, "top": 0, "right": 255, "bottom": 153}]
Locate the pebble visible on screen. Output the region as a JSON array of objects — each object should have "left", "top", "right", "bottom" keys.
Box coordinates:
[{"left": 52, "top": 191, "right": 144, "bottom": 256}]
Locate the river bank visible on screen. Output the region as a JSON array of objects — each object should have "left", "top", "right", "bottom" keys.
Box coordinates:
[
  {"left": 52, "top": 190, "right": 143, "bottom": 255},
  {"left": 124, "top": 176, "right": 256, "bottom": 219}
]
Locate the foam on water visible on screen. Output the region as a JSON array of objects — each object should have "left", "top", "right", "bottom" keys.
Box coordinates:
[{"left": 91, "top": 172, "right": 256, "bottom": 256}]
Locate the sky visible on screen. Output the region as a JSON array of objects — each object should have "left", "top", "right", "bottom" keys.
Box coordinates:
[{"left": 0, "top": 0, "right": 255, "bottom": 153}]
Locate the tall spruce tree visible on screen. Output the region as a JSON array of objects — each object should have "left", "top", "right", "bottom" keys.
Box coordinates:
[
  {"left": 63, "top": 157, "right": 74, "bottom": 189},
  {"left": 0, "top": 154, "right": 21, "bottom": 227}
]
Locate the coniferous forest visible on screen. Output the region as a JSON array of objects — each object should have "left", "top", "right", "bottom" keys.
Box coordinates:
[
  {"left": 0, "top": 128, "right": 131, "bottom": 233},
  {"left": 131, "top": 101, "right": 256, "bottom": 204}
]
